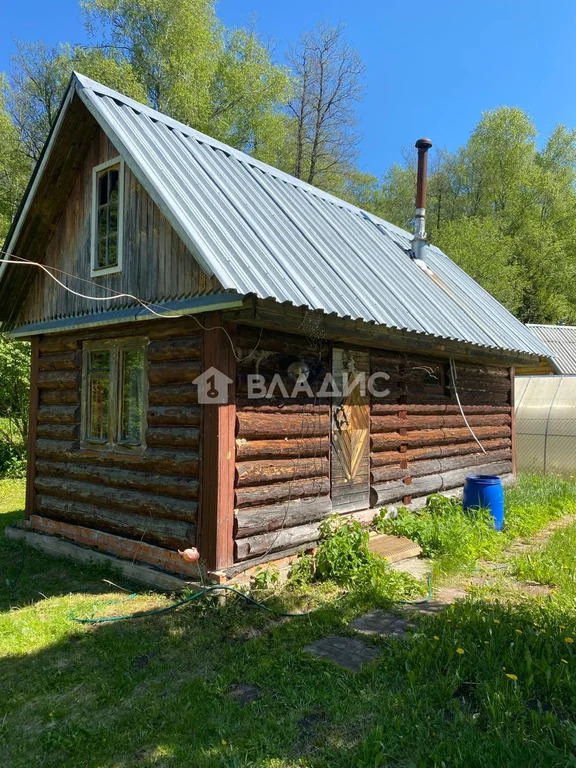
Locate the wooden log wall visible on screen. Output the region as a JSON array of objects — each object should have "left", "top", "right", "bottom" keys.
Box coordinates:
[
  {"left": 369, "top": 352, "right": 513, "bottom": 507},
  {"left": 234, "top": 326, "right": 332, "bottom": 561},
  {"left": 30, "top": 319, "right": 202, "bottom": 557},
  {"left": 233, "top": 332, "right": 513, "bottom": 565}
]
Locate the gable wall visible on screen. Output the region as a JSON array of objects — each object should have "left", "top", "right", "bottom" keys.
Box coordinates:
[{"left": 17, "top": 128, "right": 220, "bottom": 327}]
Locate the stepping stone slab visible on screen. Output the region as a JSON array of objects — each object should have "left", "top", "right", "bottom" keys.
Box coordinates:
[
  {"left": 401, "top": 600, "right": 450, "bottom": 617},
  {"left": 350, "top": 610, "right": 415, "bottom": 638},
  {"left": 226, "top": 682, "right": 261, "bottom": 704},
  {"left": 368, "top": 534, "right": 422, "bottom": 563},
  {"left": 400, "top": 589, "right": 468, "bottom": 617},
  {"left": 390, "top": 557, "right": 433, "bottom": 580},
  {"left": 304, "top": 635, "right": 381, "bottom": 672}
]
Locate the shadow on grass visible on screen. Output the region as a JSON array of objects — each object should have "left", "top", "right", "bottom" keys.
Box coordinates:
[
  {"left": 0, "top": 523, "right": 145, "bottom": 612},
  {"left": 3, "top": 573, "right": 576, "bottom": 767}
]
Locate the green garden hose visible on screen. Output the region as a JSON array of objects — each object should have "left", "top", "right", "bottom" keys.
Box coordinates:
[
  {"left": 69, "top": 584, "right": 343, "bottom": 624},
  {"left": 69, "top": 574, "right": 434, "bottom": 625}
]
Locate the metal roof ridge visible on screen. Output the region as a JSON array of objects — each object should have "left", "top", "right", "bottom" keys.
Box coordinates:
[
  {"left": 527, "top": 323, "right": 576, "bottom": 330},
  {"left": 72, "top": 72, "right": 417, "bottom": 241}
]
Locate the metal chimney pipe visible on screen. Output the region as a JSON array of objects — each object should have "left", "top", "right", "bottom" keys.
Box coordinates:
[{"left": 413, "top": 137, "right": 433, "bottom": 260}]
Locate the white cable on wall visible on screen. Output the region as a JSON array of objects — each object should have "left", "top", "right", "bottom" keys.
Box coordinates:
[
  {"left": 0, "top": 253, "right": 263, "bottom": 362},
  {"left": 449, "top": 357, "right": 487, "bottom": 454}
]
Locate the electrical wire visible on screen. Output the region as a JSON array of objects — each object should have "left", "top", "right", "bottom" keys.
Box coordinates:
[
  {"left": 449, "top": 357, "right": 487, "bottom": 454},
  {"left": 2, "top": 253, "right": 440, "bottom": 621},
  {"left": 0, "top": 252, "right": 263, "bottom": 363}
]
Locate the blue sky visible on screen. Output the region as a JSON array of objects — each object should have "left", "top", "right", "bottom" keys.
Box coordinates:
[{"left": 1, "top": 0, "right": 576, "bottom": 176}]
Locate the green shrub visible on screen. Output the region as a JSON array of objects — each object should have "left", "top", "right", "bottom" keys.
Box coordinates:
[
  {"left": 0, "top": 335, "right": 30, "bottom": 478},
  {"left": 0, "top": 441, "right": 26, "bottom": 478},
  {"left": 289, "top": 515, "right": 423, "bottom": 600}
]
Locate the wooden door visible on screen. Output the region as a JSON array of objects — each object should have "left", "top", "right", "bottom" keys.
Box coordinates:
[{"left": 331, "top": 348, "right": 370, "bottom": 513}]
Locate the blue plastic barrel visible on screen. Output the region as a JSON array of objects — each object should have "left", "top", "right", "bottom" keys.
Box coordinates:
[{"left": 462, "top": 474, "right": 505, "bottom": 531}]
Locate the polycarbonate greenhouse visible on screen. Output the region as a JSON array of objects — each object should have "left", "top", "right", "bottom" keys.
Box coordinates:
[{"left": 515, "top": 376, "right": 576, "bottom": 475}]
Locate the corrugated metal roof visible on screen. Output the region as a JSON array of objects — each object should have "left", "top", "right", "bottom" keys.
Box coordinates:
[
  {"left": 527, "top": 325, "right": 576, "bottom": 374},
  {"left": 1, "top": 73, "right": 554, "bottom": 361}
]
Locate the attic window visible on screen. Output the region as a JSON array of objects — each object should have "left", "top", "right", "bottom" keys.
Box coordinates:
[{"left": 91, "top": 157, "right": 124, "bottom": 276}]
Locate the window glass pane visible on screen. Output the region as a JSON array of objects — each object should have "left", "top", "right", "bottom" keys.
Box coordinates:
[
  {"left": 424, "top": 367, "right": 441, "bottom": 387},
  {"left": 108, "top": 170, "right": 119, "bottom": 203},
  {"left": 98, "top": 206, "right": 108, "bottom": 240},
  {"left": 97, "top": 238, "right": 107, "bottom": 268},
  {"left": 119, "top": 349, "right": 145, "bottom": 443},
  {"left": 89, "top": 350, "right": 110, "bottom": 372},
  {"left": 89, "top": 377, "right": 109, "bottom": 441},
  {"left": 108, "top": 234, "right": 118, "bottom": 267},
  {"left": 99, "top": 173, "right": 109, "bottom": 206},
  {"left": 108, "top": 201, "right": 118, "bottom": 235},
  {"left": 95, "top": 166, "right": 121, "bottom": 271}
]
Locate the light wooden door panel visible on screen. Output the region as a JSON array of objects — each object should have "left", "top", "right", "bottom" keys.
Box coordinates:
[{"left": 331, "top": 348, "right": 370, "bottom": 513}]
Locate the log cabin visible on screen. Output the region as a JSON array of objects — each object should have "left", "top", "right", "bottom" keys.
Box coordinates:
[{"left": 0, "top": 74, "right": 554, "bottom": 584}]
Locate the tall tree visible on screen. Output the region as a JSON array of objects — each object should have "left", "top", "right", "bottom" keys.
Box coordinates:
[
  {"left": 0, "top": 78, "right": 30, "bottom": 241},
  {"left": 5, "top": 40, "right": 146, "bottom": 160},
  {"left": 287, "top": 23, "right": 364, "bottom": 189},
  {"left": 6, "top": 41, "right": 67, "bottom": 161},
  {"left": 371, "top": 107, "right": 576, "bottom": 324},
  {"left": 208, "top": 26, "right": 293, "bottom": 163},
  {"left": 82, "top": 0, "right": 292, "bottom": 157}
]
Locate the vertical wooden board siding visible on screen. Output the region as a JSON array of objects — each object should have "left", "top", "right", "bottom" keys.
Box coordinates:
[
  {"left": 199, "top": 317, "right": 237, "bottom": 570},
  {"left": 32, "top": 319, "right": 202, "bottom": 554},
  {"left": 331, "top": 347, "right": 370, "bottom": 513},
  {"left": 25, "top": 337, "right": 40, "bottom": 519},
  {"left": 17, "top": 127, "right": 220, "bottom": 328}
]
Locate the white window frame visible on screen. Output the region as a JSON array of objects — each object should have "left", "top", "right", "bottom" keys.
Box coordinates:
[
  {"left": 91, "top": 156, "right": 125, "bottom": 277},
  {"left": 81, "top": 338, "right": 148, "bottom": 454}
]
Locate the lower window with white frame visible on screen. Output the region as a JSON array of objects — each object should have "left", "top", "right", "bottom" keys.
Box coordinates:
[{"left": 82, "top": 339, "right": 148, "bottom": 451}]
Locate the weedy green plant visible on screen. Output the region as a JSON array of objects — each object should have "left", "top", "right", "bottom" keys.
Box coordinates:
[
  {"left": 250, "top": 565, "right": 280, "bottom": 591},
  {"left": 375, "top": 476, "right": 576, "bottom": 575},
  {"left": 287, "top": 552, "right": 315, "bottom": 587},
  {"left": 4, "top": 477, "right": 576, "bottom": 766},
  {"left": 515, "top": 519, "right": 576, "bottom": 596},
  {"left": 374, "top": 494, "right": 503, "bottom": 574},
  {"left": 289, "top": 515, "right": 423, "bottom": 600},
  {"left": 315, "top": 515, "right": 374, "bottom": 586},
  {"left": 504, "top": 474, "right": 576, "bottom": 538}
]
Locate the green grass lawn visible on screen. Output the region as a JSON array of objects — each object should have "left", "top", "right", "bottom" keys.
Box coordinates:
[{"left": 3, "top": 477, "right": 576, "bottom": 767}]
